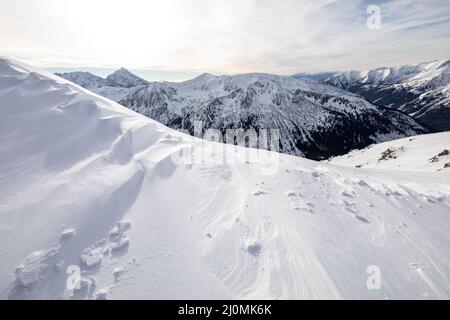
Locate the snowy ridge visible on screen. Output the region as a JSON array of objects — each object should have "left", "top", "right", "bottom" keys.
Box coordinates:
[
  {"left": 56, "top": 68, "right": 149, "bottom": 102},
  {"left": 1, "top": 57, "right": 449, "bottom": 299},
  {"left": 328, "top": 132, "right": 450, "bottom": 172},
  {"left": 291, "top": 72, "right": 337, "bottom": 82},
  {"left": 326, "top": 60, "right": 450, "bottom": 88},
  {"left": 324, "top": 60, "right": 450, "bottom": 131}
]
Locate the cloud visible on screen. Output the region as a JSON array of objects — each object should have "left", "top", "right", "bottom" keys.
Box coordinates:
[{"left": 0, "top": 0, "right": 449, "bottom": 76}]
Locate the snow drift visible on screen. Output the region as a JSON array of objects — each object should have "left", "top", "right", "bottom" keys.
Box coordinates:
[{"left": 0, "top": 57, "right": 449, "bottom": 300}]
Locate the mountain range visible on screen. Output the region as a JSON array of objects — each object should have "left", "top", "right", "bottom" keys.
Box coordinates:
[
  {"left": 297, "top": 60, "right": 450, "bottom": 132},
  {"left": 55, "top": 68, "right": 149, "bottom": 102},
  {"left": 56, "top": 69, "right": 426, "bottom": 160},
  {"left": 56, "top": 67, "right": 149, "bottom": 88}
]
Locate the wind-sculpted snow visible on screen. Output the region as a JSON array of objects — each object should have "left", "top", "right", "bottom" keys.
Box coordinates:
[{"left": 1, "top": 57, "right": 449, "bottom": 299}]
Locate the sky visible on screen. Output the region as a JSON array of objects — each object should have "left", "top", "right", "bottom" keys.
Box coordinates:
[{"left": 1, "top": 0, "right": 449, "bottom": 81}]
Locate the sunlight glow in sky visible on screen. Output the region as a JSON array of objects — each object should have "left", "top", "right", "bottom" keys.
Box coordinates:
[{"left": 1, "top": 0, "right": 449, "bottom": 80}]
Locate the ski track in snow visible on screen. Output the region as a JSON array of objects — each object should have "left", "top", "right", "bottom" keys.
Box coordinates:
[{"left": 0, "top": 57, "right": 449, "bottom": 299}]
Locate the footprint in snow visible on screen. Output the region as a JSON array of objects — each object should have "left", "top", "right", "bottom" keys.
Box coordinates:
[
  {"left": 311, "top": 171, "right": 322, "bottom": 178},
  {"left": 253, "top": 190, "right": 270, "bottom": 196},
  {"left": 354, "top": 215, "right": 370, "bottom": 224},
  {"left": 341, "top": 190, "right": 356, "bottom": 198},
  {"left": 286, "top": 191, "right": 313, "bottom": 212},
  {"left": 410, "top": 263, "right": 420, "bottom": 269},
  {"left": 286, "top": 191, "right": 298, "bottom": 198}
]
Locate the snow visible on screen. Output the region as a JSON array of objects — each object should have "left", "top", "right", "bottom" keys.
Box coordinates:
[
  {"left": 325, "top": 59, "right": 450, "bottom": 113},
  {"left": 117, "top": 71, "right": 424, "bottom": 159},
  {"left": 54, "top": 71, "right": 107, "bottom": 89},
  {"left": 1, "top": 57, "right": 449, "bottom": 299},
  {"left": 158, "top": 72, "right": 371, "bottom": 115},
  {"left": 324, "top": 60, "right": 450, "bottom": 132},
  {"left": 55, "top": 66, "right": 426, "bottom": 160},
  {"left": 328, "top": 132, "right": 450, "bottom": 172},
  {"left": 327, "top": 60, "right": 450, "bottom": 89},
  {"left": 105, "top": 68, "right": 149, "bottom": 88},
  {"left": 56, "top": 68, "right": 149, "bottom": 101},
  {"left": 91, "top": 86, "right": 134, "bottom": 102}
]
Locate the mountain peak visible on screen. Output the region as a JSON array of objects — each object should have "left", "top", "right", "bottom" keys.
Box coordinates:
[
  {"left": 113, "top": 67, "right": 132, "bottom": 74},
  {"left": 106, "top": 68, "right": 149, "bottom": 88},
  {"left": 192, "top": 72, "right": 216, "bottom": 81},
  {"left": 55, "top": 71, "right": 107, "bottom": 89}
]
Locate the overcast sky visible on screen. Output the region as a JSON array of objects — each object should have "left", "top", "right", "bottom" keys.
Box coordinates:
[{"left": 1, "top": 0, "right": 449, "bottom": 80}]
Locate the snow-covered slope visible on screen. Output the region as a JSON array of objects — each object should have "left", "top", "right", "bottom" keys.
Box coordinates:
[
  {"left": 325, "top": 60, "right": 450, "bottom": 132},
  {"left": 327, "top": 132, "right": 450, "bottom": 172},
  {"left": 1, "top": 57, "right": 450, "bottom": 300},
  {"left": 118, "top": 73, "right": 426, "bottom": 160}
]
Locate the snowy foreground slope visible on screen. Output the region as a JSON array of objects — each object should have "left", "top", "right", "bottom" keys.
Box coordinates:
[
  {"left": 0, "top": 57, "right": 449, "bottom": 300},
  {"left": 328, "top": 132, "right": 450, "bottom": 172}
]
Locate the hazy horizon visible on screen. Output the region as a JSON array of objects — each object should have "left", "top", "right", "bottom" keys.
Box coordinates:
[
  {"left": 46, "top": 56, "right": 448, "bottom": 83},
  {"left": 2, "top": 0, "right": 450, "bottom": 81}
]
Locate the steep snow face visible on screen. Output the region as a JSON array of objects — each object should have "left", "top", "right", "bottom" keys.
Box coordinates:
[
  {"left": 1, "top": 58, "right": 450, "bottom": 300},
  {"left": 119, "top": 73, "right": 426, "bottom": 160},
  {"left": 55, "top": 71, "right": 107, "bottom": 89},
  {"left": 105, "top": 68, "right": 149, "bottom": 88},
  {"left": 325, "top": 60, "right": 450, "bottom": 132},
  {"left": 327, "top": 132, "right": 450, "bottom": 172}
]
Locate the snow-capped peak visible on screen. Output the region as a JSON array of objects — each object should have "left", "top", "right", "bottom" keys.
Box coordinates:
[
  {"left": 322, "top": 59, "right": 450, "bottom": 132},
  {"left": 105, "top": 67, "right": 149, "bottom": 88},
  {"left": 54, "top": 71, "right": 107, "bottom": 89},
  {"left": 326, "top": 59, "right": 450, "bottom": 89}
]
